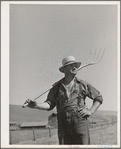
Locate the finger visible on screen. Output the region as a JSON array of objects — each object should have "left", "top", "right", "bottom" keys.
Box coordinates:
[
  {"left": 78, "top": 108, "right": 83, "bottom": 112},
  {"left": 81, "top": 113, "right": 86, "bottom": 117},
  {"left": 81, "top": 111, "right": 89, "bottom": 117},
  {"left": 22, "top": 102, "right": 29, "bottom": 108},
  {"left": 77, "top": 110, "right": 83, "bottom": 116},
  {"left": 26, "top": 99, "right": 31, "bottom": 103},
  {"left": 31, "top": 100, "right": 36, "bottom": 104},
  {"left": 22, "top": 99, "right": 30, "bottom": 107},
  {"left": 81, "top": 114, "right": 88, "bottom": 118}
]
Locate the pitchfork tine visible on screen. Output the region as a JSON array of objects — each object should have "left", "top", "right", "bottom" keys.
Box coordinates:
[
  {"left": 86, "top": 48, "right": 97, "bottom": 64},
  {"left": 92, "top": 49, "right": 97, "bottom": 63},
  {"left": 96, "top": 48, "right": 105, "bottom": 64},
  {"left": 22, "top": 48, "right": 105, "bottom": 105},
  {"left": 90, "top": 48, "right": 99, "bottom": 64},
  {"left": 90, "top": 48, "right": 105, "bottom": 65},
  {"left": 78, "top": 48, "right": 105, "bottom": 71},
  {"left": 95, "top": 48, "right": 101, "bottom": 63},
  {"left": 86, "top": 49, "right": 95, "bottom": 64},
  {"left": 92, "top": 48, "right": 105, "bottom": 64}
]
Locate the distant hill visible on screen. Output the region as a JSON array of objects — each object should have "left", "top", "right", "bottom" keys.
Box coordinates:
[
  {"left": 9, "top": 104, "right": 117, "bottom": 124},
  {"left": 9, "top": 104, "right": 56, "bottom": 124},
  {"left": 90, "top": 110, "right": 117, "bottom": 123}
]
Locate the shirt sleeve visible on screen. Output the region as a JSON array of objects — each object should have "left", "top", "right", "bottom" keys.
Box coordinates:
[
  {"left": 82, "top": 80, "right": 103, "bottom": 104},
  {"left": 44, "top": 87, "right": 57, "bottom": 111}
]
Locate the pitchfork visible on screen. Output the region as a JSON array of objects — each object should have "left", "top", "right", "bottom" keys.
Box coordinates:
[{"left": 22, "top": 48, "right": 105, "bottom": 108}]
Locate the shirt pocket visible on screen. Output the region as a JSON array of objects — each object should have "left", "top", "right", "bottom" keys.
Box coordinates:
[
  {"left": 58, "top": 90, "right": 68, "bottom": 105},
  {"left": 58, "top": 90, "right": 66, "bottom": 98}
]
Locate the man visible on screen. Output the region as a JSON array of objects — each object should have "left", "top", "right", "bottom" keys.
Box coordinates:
[{"left": 26, "top": 56, "right": 103, "bottom": 145}]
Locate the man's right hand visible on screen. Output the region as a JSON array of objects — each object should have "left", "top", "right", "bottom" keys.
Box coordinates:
[{"left": 22, "top": 99, "right": 37, "bottom": 108}]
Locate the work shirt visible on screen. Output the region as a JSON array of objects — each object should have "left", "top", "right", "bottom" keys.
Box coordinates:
[{"left": 45, "top": 77, "right": 103, "bottom": 113}]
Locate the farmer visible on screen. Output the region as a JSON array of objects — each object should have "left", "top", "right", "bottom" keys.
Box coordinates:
[{"left": 25, "top": 56, "right": 103, "bottom": 145}]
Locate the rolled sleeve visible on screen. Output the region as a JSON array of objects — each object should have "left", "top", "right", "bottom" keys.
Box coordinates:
[
  {"left": 86, "top": 83, "right": 103, "bottom": 104},
  {"left": 45, "top": 87, "right": 56, "bottom": 111}
]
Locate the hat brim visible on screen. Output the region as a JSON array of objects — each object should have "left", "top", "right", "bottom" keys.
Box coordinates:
[{"left": 59, "top": 62, "right": 81, "bottom": 73}]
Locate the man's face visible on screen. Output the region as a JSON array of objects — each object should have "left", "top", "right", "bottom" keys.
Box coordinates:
[{"left": 64, "top": 63, "right": 78, "bottom": 75}]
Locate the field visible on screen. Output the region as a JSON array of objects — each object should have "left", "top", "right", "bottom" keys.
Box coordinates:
[
  {"left": 9, "top": 105, "right": 118, "bottom": 145},
  {"left": 10, "top": 122, "right": 117, "bottom": 145}
]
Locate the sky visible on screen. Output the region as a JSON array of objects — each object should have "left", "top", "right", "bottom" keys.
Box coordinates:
[
  {"left": 2, "top": 2, "right": 120, "bottom": 112},
  {"left": 1, "top": 1, "right": 120, "bottom": 147}
]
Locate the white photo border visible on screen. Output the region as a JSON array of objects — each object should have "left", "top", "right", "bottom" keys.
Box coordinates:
[{"left": 1, "top": 1, "right": 120, "bottom": 148}]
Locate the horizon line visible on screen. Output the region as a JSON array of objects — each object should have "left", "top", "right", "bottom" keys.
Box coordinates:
[{"left": 9, "top": 103, "right": 117, "bottom": 112}]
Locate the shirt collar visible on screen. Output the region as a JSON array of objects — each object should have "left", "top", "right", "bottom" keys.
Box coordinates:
[
  {"left": 52, "top": 76, "right": 81, "bottom": 87},
  {"left": 60, "top": 76, "right": 80, "bottom": 84}
]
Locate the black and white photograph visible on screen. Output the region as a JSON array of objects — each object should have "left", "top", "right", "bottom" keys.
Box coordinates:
[{"left": 1, "top": 1, "right": 120, "bottom": 148}]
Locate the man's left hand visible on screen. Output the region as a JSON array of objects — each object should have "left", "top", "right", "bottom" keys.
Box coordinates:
[{"left": 79, "top": 109, "right": 92, "bottom": 118}]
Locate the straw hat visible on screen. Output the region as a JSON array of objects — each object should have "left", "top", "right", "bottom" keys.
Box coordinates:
[{"left": 59, "top": 56, "right": 81, "bottom": 73}]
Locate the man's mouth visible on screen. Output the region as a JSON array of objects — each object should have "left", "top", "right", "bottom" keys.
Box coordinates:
[{"left": 71, "top": 68, "right": 77, "bottom": 73}]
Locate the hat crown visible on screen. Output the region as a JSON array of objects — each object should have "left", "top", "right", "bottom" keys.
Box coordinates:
[{"left": 62, "top": 56, "right": 76, "bottom": 66}]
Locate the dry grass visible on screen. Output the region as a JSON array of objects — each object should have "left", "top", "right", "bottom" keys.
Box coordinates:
[
  {"left": 90, "top": 123, "right": 117, "bottom": 145},
  {"left": 10, "top": 129, "right": 57, "bottom": 144},
  {"left": 10, "top": 123, "right": 117, "bottom": 145}
]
